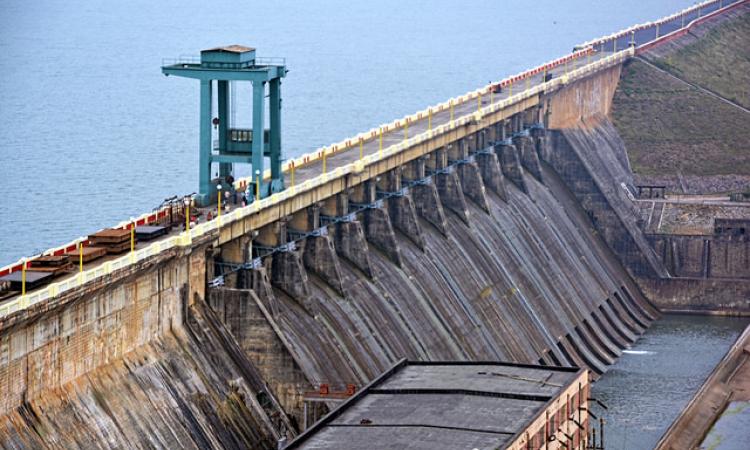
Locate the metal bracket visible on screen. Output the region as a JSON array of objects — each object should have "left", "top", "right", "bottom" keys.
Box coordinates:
[
  {"left": 349, "top": 198, "right": 384, "bottom": 211},
  {"left": 289, "top": 225, "right": 329, "bottom": 241},
  {"left": 403, "top": 176, "right": 432, "bottom": 188},
  {"left": 426, "top": 166, "right": 453, "bottom": 176},
  {"left": 448, "top": 155, "right": 475, "bottom": 166},
  {"left": 376, "top": 186, "right": 410, "bottom": 200},
  {"left": 320, "top": 213, "right": 356, "bottom": 226}
]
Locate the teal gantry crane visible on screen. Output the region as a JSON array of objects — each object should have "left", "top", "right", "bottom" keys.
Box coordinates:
[{"left": 162, "top": 45, "right": 287, "bottom": 205}]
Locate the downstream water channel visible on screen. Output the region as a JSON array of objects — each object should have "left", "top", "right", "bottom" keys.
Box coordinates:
[{"left": 591, "top": 314, "right": 749, "bottom": 450}]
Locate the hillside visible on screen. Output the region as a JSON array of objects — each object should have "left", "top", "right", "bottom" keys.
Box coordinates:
[{"left": 610, "top": 5, "right": 750, "bottom": 193}]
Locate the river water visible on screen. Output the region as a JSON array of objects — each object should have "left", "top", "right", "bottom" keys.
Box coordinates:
[
  {"left": 591, "top": 314, "right": 749, "bottom": 450},
  {"left": 0, "top": 0, "right": 700, "bottom": 265}
]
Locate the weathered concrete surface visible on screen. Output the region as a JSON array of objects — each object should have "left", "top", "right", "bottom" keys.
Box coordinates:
[
  {"left": 209, "top": 288, "right": 313, "bottom": 429},
  {"left": 546, "top": 64, "right": 623, "bottom": 129},
  {"left": 647, "top": 234, "right": 750, "bottom": 280},
  {"left": 543, "top": 117, "right": 669, "bottom": 280},
  {"left": 0, "top": 243, "right": 294, "bottom": 449},
  {"left": 211, "top": 155, "right": 656, "bottom": 424},
  {"left": 543, "top": 115, "right": 750, "bottom": 314},
  {"left": 497, "top": 143, "right": 528, "bottom": 193},
  {"left": 656, "top": 324, "right": 750, "bottom": 450},
  {"left": 640, "top": 277, "right": 750, "bottom": 315}
]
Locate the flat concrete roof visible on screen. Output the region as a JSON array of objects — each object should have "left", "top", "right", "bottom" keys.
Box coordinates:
[
  {"left": 286, "top": 360, "right": 583, "bottom": 450},
  {"left": 202, "top": 45, "right": 255, "bottom": 53}
]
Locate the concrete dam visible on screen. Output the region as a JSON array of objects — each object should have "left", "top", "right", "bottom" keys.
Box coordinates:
[{"left": 1, "top": 1, "right": 749, "bottom": 448}]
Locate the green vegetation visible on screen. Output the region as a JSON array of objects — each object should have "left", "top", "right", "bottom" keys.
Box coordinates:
[
  {"left": 611, "top": 12, "right": 750, "bottom": 178},
  {"left": 652, "top": 12, "right": 750, "bottom": 108}
]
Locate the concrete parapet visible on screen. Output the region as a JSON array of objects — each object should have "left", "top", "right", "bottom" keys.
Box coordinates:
[
  {"left": 475, "top": 151, "right": 508, "bottom": 201},
  {"left": 364, "top": 207, "right": 404, "bottom": 267},
  {"left": 497, "top": 143, "right": 529, "bottom": 194},
  {"left": 458, "top": 161, "right": 491, "bottom": 213},
  {"left": 302, "top": 235, "right": 346, "bottom": 296},
  {"left": 333, "top": 221, "right": 373, "bottom": 278},
  {"left": 436, "top": 170, "right": 470, "bottom": 224}
]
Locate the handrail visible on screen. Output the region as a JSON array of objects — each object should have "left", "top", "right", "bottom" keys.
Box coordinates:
[
  {"left": 577, "top": 0, "right": 741, "bottom": 49},
  {"left": 0, "top": 48, "right": 635, "bottom": 320}
]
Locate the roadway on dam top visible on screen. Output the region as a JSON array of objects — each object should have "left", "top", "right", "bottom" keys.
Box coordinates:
[{"left": 282, "top": 52, "right": 613, "bottom": 189}]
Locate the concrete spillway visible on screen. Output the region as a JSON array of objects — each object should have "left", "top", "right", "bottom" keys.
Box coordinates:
[
  {"left": 208, "top": 116, "right": 659, "bottom": 426},
  {"left": 1, "top": 70, "right": 662, "bottom": 448}
]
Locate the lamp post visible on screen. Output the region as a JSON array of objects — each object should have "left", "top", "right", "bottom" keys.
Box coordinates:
[
  {"left": 130, "top": 217, "right": 136, "bottom": 254},
  {"left": 78, "top": 238, "right": 85, "bottom": 285},
  {"left": 217, "top": 184, "right": 223, "bottom": 217},
  {"left": 255, "top": 170, "right": 261, "bottom": 201},
  {"left": 21, "top": 258, "right": 26, "bottom": 296},
  {"left": 184, "top": 196, "right": 191, "bottom": 231}
]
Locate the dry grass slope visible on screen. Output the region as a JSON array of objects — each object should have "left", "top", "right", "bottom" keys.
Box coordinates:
[{"left": 611, "top": 8, "right": 750, "bottom": 188}]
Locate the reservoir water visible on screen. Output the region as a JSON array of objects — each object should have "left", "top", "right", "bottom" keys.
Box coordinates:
[
  {"left": 591, "top": 314, "right": 749, "bottom": 450},
  {"left": 1, "top": 0, "right": 700, "bottom": 265}
]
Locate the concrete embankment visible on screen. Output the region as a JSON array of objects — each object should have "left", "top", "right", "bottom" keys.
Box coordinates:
[
  {"left": 655, "top": 323, "right": 750, "bottom": 450},
  {"left": 0, "top": 242, "right": 294, "bottom": 449}
]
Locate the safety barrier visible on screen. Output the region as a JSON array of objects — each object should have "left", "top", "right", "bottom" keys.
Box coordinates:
[
  {"left": 0, "top": 47, "right": 636, "bottom": 320},
  {"left": 232, "top": 46, "right": 597, "bottom": 191},
  {"left": 577, "top": 0, "right": 742, "bottom": 50}
]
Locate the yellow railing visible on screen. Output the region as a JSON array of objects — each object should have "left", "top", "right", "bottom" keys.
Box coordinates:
[
  {"left": 0, "top": 48, "right": 636, "bottom": 320},
  {"left": 577, "top": 0, "right": 738, "bottom": 49}
]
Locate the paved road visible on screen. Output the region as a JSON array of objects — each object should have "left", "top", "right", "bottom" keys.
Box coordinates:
[{"left": 285, "top": 50, "right": 615, "bottom": 191}]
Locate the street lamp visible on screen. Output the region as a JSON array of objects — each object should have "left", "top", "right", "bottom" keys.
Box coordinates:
[
  {"left": 217, "top": 184, "right": 223, "bottom": 217},
  {"left": 20, "top": 257, "right": 26, "bottom": 296},
  {"left": 255, "top": 170, "right": 261, "bottom": 202},
  {"left": 129, "top": 217, "right": 136, "bottom": 254},
  {"left": 184, "top": 196, "right": 191, "bottom": 231}
]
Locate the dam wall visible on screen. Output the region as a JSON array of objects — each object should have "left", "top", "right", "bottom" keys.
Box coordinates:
[
  {"left": 0, "top": 238, "right": 296, "bottom": 448},
  {"left": 204, "top": 68, "right": 662, "bottom": 423},
  {"left": 0, "top": 61, "right": 670, "bottom": 448}
]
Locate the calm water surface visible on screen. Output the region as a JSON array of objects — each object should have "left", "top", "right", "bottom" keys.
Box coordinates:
[
  {"left": 592, "top": 314, "right": 749, "bottom": 450},
  {"left": 0, "top": 0, "right": 699, "bottom": 264}
]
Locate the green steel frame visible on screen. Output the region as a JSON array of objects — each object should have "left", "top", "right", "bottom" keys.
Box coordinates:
[{"left": 162, "top": 46, "right": 287, "bottom": 205}]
